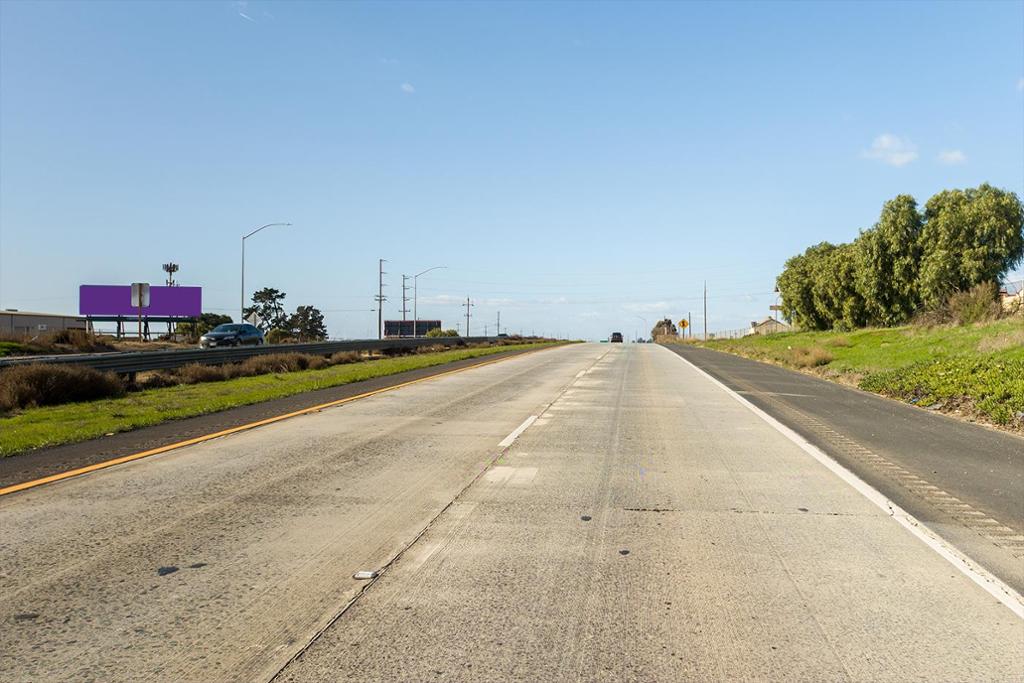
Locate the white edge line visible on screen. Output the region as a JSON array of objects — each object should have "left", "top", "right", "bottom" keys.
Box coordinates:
[
  {"left": 668, "top": 348, "right": 1024, "bottom": 620},
  {"left": 499, "top": 415, "right": 538, "bottom": 448}
]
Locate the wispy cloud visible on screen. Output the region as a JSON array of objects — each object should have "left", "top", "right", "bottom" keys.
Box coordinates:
[
  {"left": 862, "top": 133, "right": 917, "bottom": 167},
  {"left": 937, "top": 149, "right": 967, "bottom": 165},
  {"left": 380, "top": 57, "right": 400, "bottom": 65},
  {"left": 400, "top": 82, "right": 416, "bottom": 94},
  {"left": 419, "top": 294, "right": 461, "bottom": 305},
  {"left": 623, "top": 301, "right": 672, "bottom": 313},
  {"left": 233, "top": 1, "right": 256, "bottom": 22}
]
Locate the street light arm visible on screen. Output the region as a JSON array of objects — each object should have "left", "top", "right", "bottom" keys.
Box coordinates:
[
  {"left": 243, "top": 222, "right": 292, "bottom": 240},
  {"left": 414, "top": 265, "right": 447, "bottom": 279}
]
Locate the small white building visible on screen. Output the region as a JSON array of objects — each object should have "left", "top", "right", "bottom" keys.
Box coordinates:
[
  {"left": 1000, "top": 282, "right": 1023, "bottom": 314},
  {"left": 746, "top": 316, "right": 791, "bottom": 336},
  {"left": 0, "top": 310, "right": 90, "bottom": 337}
]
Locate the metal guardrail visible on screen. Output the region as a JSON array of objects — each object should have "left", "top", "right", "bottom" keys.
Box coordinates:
[{"left": 0, "top": 337, "right": 504, "bottom": 376}]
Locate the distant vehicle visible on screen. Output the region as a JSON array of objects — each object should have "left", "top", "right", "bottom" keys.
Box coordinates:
[
  {"left": 610, "top": 332, "right": 624, "bottom": 343},
  {"left": 200, "top": 323, "right": 264, "bottom": 348}
]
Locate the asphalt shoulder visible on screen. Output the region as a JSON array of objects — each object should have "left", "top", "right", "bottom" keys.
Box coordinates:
[{"left": 0, "top": 348, "right": 538, "bottom": 490}]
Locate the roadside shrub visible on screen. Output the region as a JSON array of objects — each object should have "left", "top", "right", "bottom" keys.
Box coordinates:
[
  {"left": 414, "top": 344, "right": 447, "bottom": 355},
  {"left": 788, "top": 346, "right": 834, "bottom": 368},
  {"left": 265, "top": 328, "right": 293, "bottom": 345},
  {"left": 48, "top": 329, "right": 115, "bottom": 352},
  {"left": 176, "top": 363, "right": 229, "bottom": 384},
  {"left": 425, "top": 328, "right": 459, "bottom": 338},
  {"left": 330, "top": 351, "right": 362, "bottom": 364},
  {"left": 238, "top": 352, "right": 321, "bottom": 375},
  {"left": 826, "top": 336, "right": 852, "bottom": 348},
  {"left": 137, "top": 371, "right": 179, "bottom": 390},
  {"left": 947, "top": 282, "right": 1002, "bottom": 325},
  {"left": 0, "top": 364, "right": 125, "bottom": 412},
  {"left": 916, "top": 282, "right": 1003, "bottom": 327},
  {"left": 306, "top": 356, "right": 329, "bottom": 370}
]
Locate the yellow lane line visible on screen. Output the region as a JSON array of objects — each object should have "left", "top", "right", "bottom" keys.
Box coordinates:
[{"left": 0, "top": 346, "right": 558, "bottom": 497}]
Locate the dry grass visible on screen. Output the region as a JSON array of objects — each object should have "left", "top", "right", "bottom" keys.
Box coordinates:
[
  {"left": 977, "top": 328, "right": 1024, "bottom": 354},
  {"left": 825, "top": 336, "right": 851, "bottom": 348},
  {"left": 788, "top": 346, "right": 834, "bottom": 368},
  {"left": 0, "top": 364, "right": 125, "bottom": 412},
  {"left": 237, "top": 352, "right": 327, "bottom": 375},
  {"left": 329, "top": 351, "right": 362, "bottom": 364},
  {"left": 176, "top": 363, "right": 230, "bottom": 384}
]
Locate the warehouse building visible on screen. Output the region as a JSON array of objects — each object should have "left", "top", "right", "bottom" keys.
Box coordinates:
[{"left": 0, "top": 310, "right": 90, "bottom": 337}]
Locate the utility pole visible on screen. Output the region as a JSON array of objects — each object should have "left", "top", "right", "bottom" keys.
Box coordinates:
[
  {"left": 376, "top": 259, "right": 387, "bottom": 339},
  {"left": 688, "top": 311, "right": 692, "bottom": 339},
  {"left": 463, "top": 297, "right": 474, "bottom": 337},
  {"left": 400, "top": 275, "right": 411, "bottom": 337},
  {"left": 703, "top": 281, "right": 707, "bottom": 341},
  {"left": 496, "top": 311, "right": 500, "bottom": 336}
]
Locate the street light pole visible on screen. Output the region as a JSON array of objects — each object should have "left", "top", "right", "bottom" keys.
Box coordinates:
[
  {"left": 413, "top": 265, "right": 447, "bottom": 337},
  {"left": 241, "top": 223, "right": 291, "bottom": 323},
  {"left": 633, "top": 315, "right": 648, "bottom": 342}
]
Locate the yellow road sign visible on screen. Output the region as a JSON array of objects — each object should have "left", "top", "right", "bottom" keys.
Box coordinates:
[{"left": 679, "top": 319, "right": 688, "bottom": 329}]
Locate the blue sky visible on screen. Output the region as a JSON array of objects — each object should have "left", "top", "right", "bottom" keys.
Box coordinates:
[{"left": 1, "top": 0, "right": 1022, "bottom": 340}]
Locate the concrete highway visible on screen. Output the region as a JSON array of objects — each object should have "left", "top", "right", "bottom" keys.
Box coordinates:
[
  {"left": 664, "top": 343, "right": 1024, "bottom": 596},
  {"left": 1, "top": 343, "right": 1021, "bottom": 681}
]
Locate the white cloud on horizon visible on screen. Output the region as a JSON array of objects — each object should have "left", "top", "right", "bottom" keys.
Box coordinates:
[
  {"left": 400, "top": 82, "right": 415, "bottom": 94},
  {"left": 862, "top": 134, "right": 918, "bottom": 167},
  {"left": 623, "top": 301, "right": 672, "bottom": 313},
  {"left": 937, "top": 149, "right": 967, "bottom": 165}
]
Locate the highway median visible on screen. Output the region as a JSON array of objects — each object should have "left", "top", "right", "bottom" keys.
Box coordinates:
[{"left": 0, "top": 341, "right": 564, "bottom": 457}]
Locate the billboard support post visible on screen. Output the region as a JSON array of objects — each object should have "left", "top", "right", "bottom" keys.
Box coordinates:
[{"left": 131, "top": 283, "right": 150, "bottom": 341}]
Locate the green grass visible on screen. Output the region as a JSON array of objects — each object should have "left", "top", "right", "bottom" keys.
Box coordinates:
[
  {"left": 0, "top": 341, "right": 30, "bottom": 357},
  {"left": 0, "top": 342, "right": 561, "bottom": 456},
  {"left": 675, "top": 319, "right": 1024, "bottom": 426}
]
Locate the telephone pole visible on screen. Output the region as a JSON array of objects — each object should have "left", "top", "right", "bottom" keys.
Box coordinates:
[
  {"left": 375, "top": 259, "right": 387, "bottom": 339},
  {"left": 703, "top": 281, "right": 707, "bottom": 341},
  {"left": 496, "top": 311, "right": 501, "bottom": 336},
  {"left": 463, "top": 297, "right": 474, "bottom": 337},
  {"left": 400, "top": 275, "right": 411, "bottom": 336}
]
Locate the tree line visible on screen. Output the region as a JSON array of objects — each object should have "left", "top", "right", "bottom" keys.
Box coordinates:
[
  {"left": 181, "top": 288, "right": 328, "bottom": 341},
  {"left": 777, "top": 183, "right": 1024, "bottom": 330}
]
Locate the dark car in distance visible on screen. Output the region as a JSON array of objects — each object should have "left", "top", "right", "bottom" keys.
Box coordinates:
[
  {"left": 610, "top": 332, "right": 624, "bottom": 343},
  {"left": 200, "top": 323, "right": 265, "bottom": 348}
]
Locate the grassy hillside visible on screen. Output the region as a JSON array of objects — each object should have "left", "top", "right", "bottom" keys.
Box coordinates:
[{"left": 683, "top": 319, "right": 1024, "bottom": 428}]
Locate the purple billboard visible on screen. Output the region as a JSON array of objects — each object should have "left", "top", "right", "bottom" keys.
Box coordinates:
[{"left": 79, "top": 285, "right": 202, "bottom": 317}]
